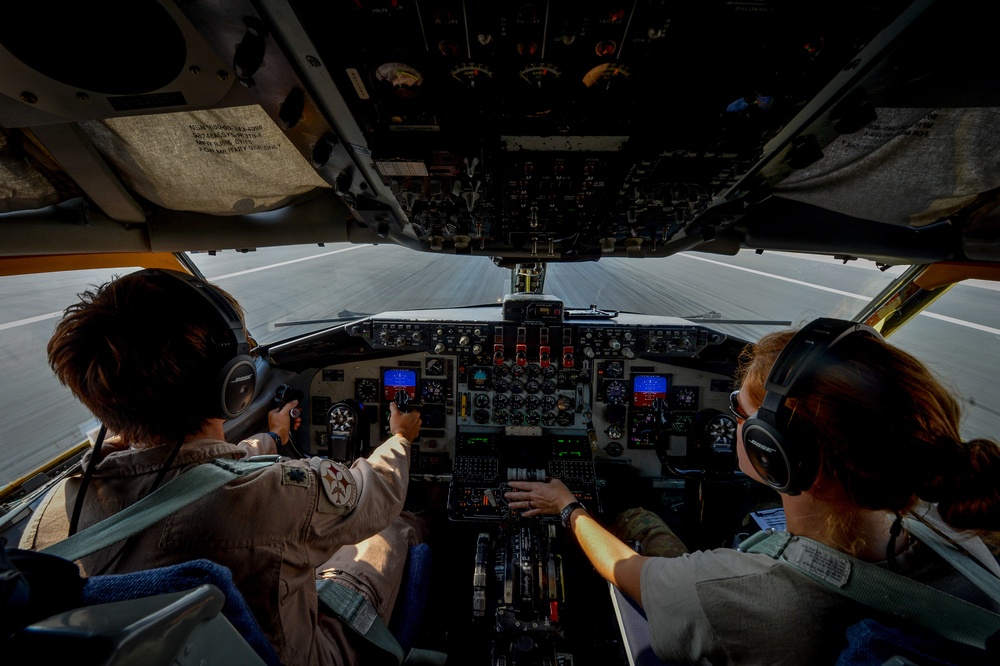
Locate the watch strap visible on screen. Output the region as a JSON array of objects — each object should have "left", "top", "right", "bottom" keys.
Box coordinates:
[{"left": 560, "top": 501, "right": 585, "bottom": 528}]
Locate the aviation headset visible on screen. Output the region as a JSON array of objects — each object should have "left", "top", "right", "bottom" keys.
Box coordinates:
[
  {"left": 134, "top": 268, "right": 257, "bottom": 419},
  {"left": 740, "top": 317, "right": 882, "bottom": 495}
]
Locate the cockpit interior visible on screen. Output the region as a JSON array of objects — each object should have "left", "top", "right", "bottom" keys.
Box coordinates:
[{"left": 2, "top": 1, "right": 999, "bottom": 664}]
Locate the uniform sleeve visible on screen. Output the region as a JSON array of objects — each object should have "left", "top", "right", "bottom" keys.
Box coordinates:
[
  {"left": 296, "top": 434, "right": 411, "bottom": 562},
  {"left": 235, "top": 432, "right": 278, "bottom": 457},
  {"left": 641, "top": 555, "right": 725, "bottom": 663}
]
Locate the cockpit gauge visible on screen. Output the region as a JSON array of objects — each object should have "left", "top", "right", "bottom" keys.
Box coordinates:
[
  {"left": 525, "top": 411, "right": 541, "bottom": 426},
  {"left": 602, "top": 360, "right": 624, "bottom": 378},
  {"left": 509, "top": 363, "right": 525, "bottom": 378},
  {"left": 509, "top": 410, "right": 525, "bottom": 426},
  {"left": 493, "top": 378, "right": 510, "bottom": 393},
  {"left": 541, "top": 379, "right": 557, "bottom": 395},
  {"left": 328, "top": 404, "right": 357, "bottom": 433},
  {"left": 526, "top": 395, "right": 541, "bottom": 411},
  {"left": 583, "top": 63, "right": 631, "bottom": 88},
  {"left": 673, "top": 412, "right": 695, "bottom": 435},
  {"left": 541, "top": 365, "right": 556, "bottom": 379},
  {"left": 473, "top": 410, "right": 490, "bottom": 424},
  {"left": 526, "top": 363, "right": 541, "bottom": 378},
  {"left": 518, "top": 63, "right": 561, "bottom": 88},
  {"left": 525, "top": 379, "right": 540, "bottom": 394},
  {"left": 492, "top": 409, "right": 508, "bottom": 425},
  {"left": 374, "top": 62, "right": 424, "bottom": 97},
  {"left": 541, "top": 395, "right": 557, "bottom": 411},
  {"left": 425, "top": 358, "right": 445, "bottom": 376},
  {"left": 542, "top": 412, "right": 557, "bottom": 426},
  {"left": 493, "top": 394, "right": 509, "bottom": 409},
  {"left": 604, "top": 379, "right": 628, "bottom": 404},
  {"left": 509, "top": 379, "right": 525, "bottom": 394},
  {"left": 606, "top": 424, "right": 623, "bottom": 440},
  {"left": 450, "top": 63, "right": 493, "bottom": 89},
  {"left": 354, "top": 378, "right": 379, "bottom": 404},
  {"left": 421, "top": 379, "right": 446, "bottom": 403},
  {"left": 670, "top": 386, "right": 699, "bottom": 410},
  {"left": 470, "top": 367, "right": 491, "bottom": 391},
  {"left": 706, "top": 414, "right": 737, "bottom": 452},
  {"left": 555, "top": 411, "right": 574, "bottom": 427},
  {"left": 474, "top": 393, "right": 490, "bottom": 408}
]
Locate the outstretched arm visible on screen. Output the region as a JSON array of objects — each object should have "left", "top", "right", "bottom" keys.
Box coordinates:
[{"left": 505, "top": 478, "right": 648, "bottom": 606}]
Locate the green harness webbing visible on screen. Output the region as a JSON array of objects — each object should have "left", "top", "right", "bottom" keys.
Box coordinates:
[
  {"left": 739, "top": 527, "right": 1000, "bottom": 652},
  {"left": 40, "top": 457, "right": 277, "bottom": 561},
  {"left": 38, "top": 455, "right": 443, "bottom": 664},
  {"left": 317, "top": 578, "right": 405, "bottom": 664}
]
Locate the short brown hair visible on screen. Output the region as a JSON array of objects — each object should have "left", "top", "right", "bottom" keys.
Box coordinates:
[{"left": 47, "top": 270, "right": 248, "bottom": 446}]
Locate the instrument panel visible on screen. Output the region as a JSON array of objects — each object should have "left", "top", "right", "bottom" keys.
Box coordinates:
[{"left": 292, "top": 299, "right": 743, "bottom": 491}]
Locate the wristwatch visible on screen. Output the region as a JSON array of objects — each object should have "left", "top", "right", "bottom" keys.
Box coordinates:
[{"left": 559, "top": 501, "right": 586, "bottom": 528}]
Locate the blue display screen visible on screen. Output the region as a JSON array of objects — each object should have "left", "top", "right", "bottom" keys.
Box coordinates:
[
  {"left": 633, "top": 375, "right": 668, "bottom": 407},
  {"left": 383, "top": 368, "right": 418, "bottom": 401}
]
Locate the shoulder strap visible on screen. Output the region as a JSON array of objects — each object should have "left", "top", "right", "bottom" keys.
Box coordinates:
[
  {"left": 903, "top": 516, "right": 1000, "bottom": 606},
  {"left": 742, "top": 530, "right": 1000, "bottom": 652},
  {"left": 40, "top": 458, "right": 276, "bottom": 562}
]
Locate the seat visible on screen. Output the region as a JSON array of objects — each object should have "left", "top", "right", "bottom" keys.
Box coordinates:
[
  {"left": 9, "top": 558, "right": 279, "bottom": 665},
  {"left": 10, "top": 583, "right": 268, "bottom": 665},
  {"left": 608, "top": 581, "right": 678, "bottom": 666},
  {"left": 389, "top": 542, "right": 433, "bottom": 652}
]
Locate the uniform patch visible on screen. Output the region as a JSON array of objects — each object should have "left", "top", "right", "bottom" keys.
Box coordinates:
[
  {"left": 281, "top": 464, "right": 312, "bottom": 488},
  {"left": 316, "top": 459, "right": 358, "bottom": 513}
]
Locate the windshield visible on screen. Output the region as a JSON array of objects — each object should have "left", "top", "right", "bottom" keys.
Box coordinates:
[{"left": 2, "top": 244, "right": 998, "bottom": 492}]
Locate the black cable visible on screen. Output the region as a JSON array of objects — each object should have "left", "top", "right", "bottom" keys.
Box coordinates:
[
  {"left": 886, "top": 512, "right": 903, "bottom": 571},
  {"left": 94, "top": 437, "right": 187, "bottom": 576},
  {"left": 68, "top": 424, "right": 107, "bottom": 536}
]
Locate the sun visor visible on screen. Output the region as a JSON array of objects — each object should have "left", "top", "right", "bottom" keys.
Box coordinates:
[
  {"left": 79, "top": 105, "right": 330, "bottom": 215},
  {"left": 773, "top": 107, "right": 1000, "bottom": 227}
]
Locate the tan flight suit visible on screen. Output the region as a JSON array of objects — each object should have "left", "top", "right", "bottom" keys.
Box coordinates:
[{"left": 19, "top": 433, "right": 419, "bottom": 665}]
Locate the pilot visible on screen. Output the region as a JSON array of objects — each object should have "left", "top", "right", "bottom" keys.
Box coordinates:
[
  {"left": 19, "top": 269, "right": 423, "bottom": 666},
  {"left": 507, "top": 318, "right": 1000, "bottom": 663}
]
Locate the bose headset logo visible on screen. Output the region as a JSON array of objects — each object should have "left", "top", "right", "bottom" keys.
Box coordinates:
[
  {"left": 750, "top": 440, "right": 777, "bottom": 454},
  {"left": 232, "top": 374, "right": 253, "bottom": 382}
]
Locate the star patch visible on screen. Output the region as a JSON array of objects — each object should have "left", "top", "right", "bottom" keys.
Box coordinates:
[
  {"left": 281, "top": 464, "right": 312, "bottom": 488},
  {"left": 316, "top": 459, "right": 358, "bottom": 513}
]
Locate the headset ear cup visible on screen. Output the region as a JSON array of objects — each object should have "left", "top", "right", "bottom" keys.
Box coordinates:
[
  {"left": 741, "top": 417, "right": 797, "bottom": 494},
  {"left": 218, "top": 356, "right": 257, "bottom": 419}
]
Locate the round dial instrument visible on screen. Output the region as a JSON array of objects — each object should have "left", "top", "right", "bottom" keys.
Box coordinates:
[
  {"left": 519, "top": 63, "right": 561, "bottom": 88},
  {"left": 706, "top": 414, "right": 737, "bottom": 451},
  {"left": 604, "top": 379, "right": 628, "bottom": 404},
  {"left": 671, "top": 386, "right": 698, "bottom": 410},
  {"left": 328, "top": 404, "right": 357, "bottom": 434},
  {"left": 450, "top": 62, "right": 493, "bottom": 89},
  {"left": 603, "top": 361, "right": 624, "bottom": 378},
  {"left": 374, "top": 62, "right": 424, "bottom": 97},
  {"left": 354, "top": 378, "right": 379, "bottom": 403},
  {"left": 422, "top": 379, "right": 446, "bottom": 403}
]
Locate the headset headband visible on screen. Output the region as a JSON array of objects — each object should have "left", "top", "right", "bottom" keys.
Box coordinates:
[{"left": 742, "top": 317, "right": 882, "bottom": 494}]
